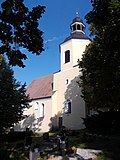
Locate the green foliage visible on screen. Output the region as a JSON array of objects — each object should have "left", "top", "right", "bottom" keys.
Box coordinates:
[
  {"left": 79, "top": 0, "right": 120, "bottom": 111},
  {"left": 0, "top": 56, "right": 30, "bottom": 133},
  {"left": 83, "top": 111, "right": 120, "bottom": 135},
  {"left": 0, "top": 0, "right": 45, "bottom": 67}
]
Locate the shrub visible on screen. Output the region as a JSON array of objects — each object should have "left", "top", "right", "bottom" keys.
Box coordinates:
[{"left": 83, "top": 111, "right": 120, "bottom": 135}]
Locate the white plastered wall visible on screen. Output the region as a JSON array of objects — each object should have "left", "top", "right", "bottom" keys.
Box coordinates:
[
  {"left": 53, "top": 67, "right": 85, "bottom": 130},
  {"left": 14, "top": 98, "right": 53, "bottom": 132},
  {"left": 60, "top": 39, "right": 90, "bottom": 72}
]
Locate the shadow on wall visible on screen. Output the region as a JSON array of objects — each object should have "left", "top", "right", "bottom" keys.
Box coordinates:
[
  {"left": 48, "top": 76, "right": 84, "bottom": 130},
  {"left": 14, "top": 114, "right": 43, "bottom": 132},
  {"left": 63, "top": 75, "right": 85, "bottom": 129},
  {"left": 48, "top": 111, "right": 63, "bottom": 130},
  {"left": 64, "top": 75, "right": 81, "bottom": 101}
]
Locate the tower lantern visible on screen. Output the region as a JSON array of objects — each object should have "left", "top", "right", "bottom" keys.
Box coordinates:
[{"left": 70, "top": 11, "right": 85, "bottom": 34}]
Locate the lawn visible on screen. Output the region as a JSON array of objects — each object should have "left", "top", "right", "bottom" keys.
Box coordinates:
[
  {"left": 35, "top": 129, "right": 120, "bottom": 160},
  {"left": 0, "top": 130, "right": 120, "bottom": 160},
  {"left": 67, "top": 130, "right": 120, "bottom": 160}
]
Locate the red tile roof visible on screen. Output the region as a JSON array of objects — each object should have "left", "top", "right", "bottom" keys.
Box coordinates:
[{"left": 26, "top": 74, "right": 54, "bottom": 99}]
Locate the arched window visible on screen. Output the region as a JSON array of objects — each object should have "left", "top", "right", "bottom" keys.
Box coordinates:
[
  {"left": 77, "top": 24, "right": 80, "bottom": 30},
  {"left": 64, "top": 100, "right": 71, "bottom": 114},
  {"left": 72, "top": 24, "right": 76, "bottom": 31},
  {"left": 40, "top": 103, "right": 44, "bottom": 118},
  {"left": 65, "top": 50, "right": 70, "bottom": 63}
]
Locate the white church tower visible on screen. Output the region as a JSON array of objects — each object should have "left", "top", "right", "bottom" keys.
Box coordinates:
[
  {"left": 54, "top": 13, "right": 90, "bottom": 129},
  {"left": 60, "top": 12, "right": 90, "bottom": 71}
]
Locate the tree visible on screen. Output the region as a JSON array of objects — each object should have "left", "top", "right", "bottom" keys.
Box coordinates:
[
  {"left": 0, "top": 56, "right": 30, "bottom": 133},
  {"left": 0, "top": 0, "right": 45, "bottom": 67},
  {"left": 78, "top": 0, "right": 120, "bottom": 111}
]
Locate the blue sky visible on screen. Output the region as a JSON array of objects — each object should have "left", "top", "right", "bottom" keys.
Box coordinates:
[{"left": 12, "top": 0, "right": 92, "bottom": 86}]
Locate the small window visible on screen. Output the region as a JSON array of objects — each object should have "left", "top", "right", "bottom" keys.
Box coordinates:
[
  {"left": 34, "top": 102, "right": 39, "bottom": 110},
  {"left": 64, "top": 100, "right": 71, "bottom": 114},
  {"left": 65, "top": 79, "right": 69, "bottom": 85},
  {"left": 51, "top": 83, "right": 53, "bottom": 90},
  {"left": 40, "top": 103, "right": 44, "bottom": 118},
  {"left": 65, "top": 79, "right": 70, "bottom": 85},
  {"left": 65, "top": 50, "right": 70, "bottom": 63}
]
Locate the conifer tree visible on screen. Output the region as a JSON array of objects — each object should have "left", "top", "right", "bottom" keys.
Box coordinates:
[{"left": 0, "top": 56, "right": 29, "bottom": 133}]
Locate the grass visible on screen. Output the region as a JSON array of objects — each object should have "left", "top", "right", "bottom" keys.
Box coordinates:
[
  {"left": 31, "top": 130, "right": 120, "bottom": 160},
  {"left": 1, "top": 130, "right": 120, "bottom": 160},
  {"left": 66, "top": 130, "right": 120, "bottom": 160}
]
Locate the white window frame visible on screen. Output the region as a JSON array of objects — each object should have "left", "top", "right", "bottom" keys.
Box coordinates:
[
  {"left": 64, "top": 100, "right": 72, "bottom": 114},
  {"left": 40, "top": 103, "right": 45, "bottom": 118}
]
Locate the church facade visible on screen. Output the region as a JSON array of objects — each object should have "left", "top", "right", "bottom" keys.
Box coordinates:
[{"left": 14, "top": 15, "right": 90, "bottom": 132}]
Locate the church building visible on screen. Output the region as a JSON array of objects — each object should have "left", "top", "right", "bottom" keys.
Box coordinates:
[{"left": 14, "top": 14, "right": 90, "bottom": 132}]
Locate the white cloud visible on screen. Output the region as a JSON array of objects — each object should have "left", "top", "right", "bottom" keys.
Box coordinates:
[{"left": 44, "top": 35, "right": 66, "bottom": 44}]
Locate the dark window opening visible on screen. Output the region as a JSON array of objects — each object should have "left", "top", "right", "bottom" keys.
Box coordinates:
[
  {"left": 64, "top": 100, "right": 71, "bottom": 114},
  {"left": 82, "top": 25, "right": 84, "bottom": 31},
  {"left": 73, "top": 24, "right": 76, "bottom": 31},
  {"left": 65, "top": 79, "right": 69, "bottom": 85},
  {"left": 77, "top": 24, "right": 80, "bottom": 30},
  {"left": 65, "top": 50, "right": 70, "bottom": 63},
  {"left": 51, "top": 83, "right": 53, "bottom": 90}
]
